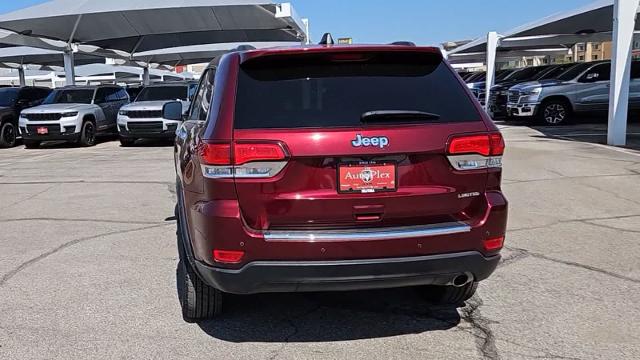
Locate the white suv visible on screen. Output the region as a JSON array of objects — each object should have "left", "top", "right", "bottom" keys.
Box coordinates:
[
  {"left": 19, "top": 85, "right": 129, "bottom": 148},
  {"left": 117, "top": 82, "right": 197, "bottom": 146}
]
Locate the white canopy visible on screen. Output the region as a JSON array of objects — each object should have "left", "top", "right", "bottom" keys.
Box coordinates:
[
  {"left": 448, "top": 1, "right": 625, "bottom": 56},
  {"left": 0, "top": 0, "right": 307, "bottom": 53},
  {"left": 130, "top": 41, "right": 299, "bottom": 66}
]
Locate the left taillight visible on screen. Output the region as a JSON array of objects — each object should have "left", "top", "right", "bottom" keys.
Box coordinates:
[
  {"left": 447, "top": 133, "right": 504, "bottom": 171},
  {"left": 199, "top": 142, "right": 288, "bottom": 179}
]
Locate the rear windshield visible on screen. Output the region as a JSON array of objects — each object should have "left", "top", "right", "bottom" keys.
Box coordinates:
[
  {"left": 136, "top": 86, "right": 188, "bottom": 102},
  {"left": 234, "top": 52, "right": 481, "bottom": 129},
  {"left": 43, "top": 89, "right": 94, "bottom": 104}
]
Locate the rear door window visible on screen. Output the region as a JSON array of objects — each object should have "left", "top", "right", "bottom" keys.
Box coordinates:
[
  {"left": 234, "top": 52, "right": 481, "bottom": 129},
  {"left": 189, "top": 69, "right": 215, "bottom": 121}
]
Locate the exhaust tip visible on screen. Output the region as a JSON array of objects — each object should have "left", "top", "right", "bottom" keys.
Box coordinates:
[{"left": 452, "top": 274, "right": 471, "bottom": 287}]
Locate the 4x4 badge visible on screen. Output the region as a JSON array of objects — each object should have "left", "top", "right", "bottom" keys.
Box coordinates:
[{"left": 351, "top": 134, "right": 389, "bottom": 149}]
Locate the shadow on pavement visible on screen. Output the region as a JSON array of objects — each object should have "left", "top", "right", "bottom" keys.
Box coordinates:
[
  {"left": 120, "top": 138, "right": 175, "bottom": 148},
  {"left": 497, "top": 116, "right": 640, "bottom": 151},
  {"left": 24, "top": 134, "right": 119, "bottom": 149},
  {"left": 196, "top": 288, "right": 461, "bottom": 343}
]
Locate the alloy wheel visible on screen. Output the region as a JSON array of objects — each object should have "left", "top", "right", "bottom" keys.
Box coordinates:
[
  {"left": 85, "top": 122, "right": 96, "bottom": 145},
  {"left": 543, "top": 104, "right": 566, "bottom": 125},
  {"left": 2, "top": 123, "right": 16, "bottom": 147}
]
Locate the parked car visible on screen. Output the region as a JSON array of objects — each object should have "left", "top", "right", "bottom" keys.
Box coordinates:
[
  {"left": 488, "top": 64, "right": 575, "bottom": 118},
  {"left": 125, "top": 85, "right": 144, "bottom": 101},
  {"left": 507, "top": 60, "right": 640, "bottom": 125},
  {"left": 456, "top": 71, "right": 472, "bottom": 80},
  {"left": 170, "top": 44, "right": 508, "bottom": 321},
  {"left": 117, "top": 82, "right": 198, "bottom": 146},
  {"left": 467, "top": 69, "right": 516, "bottom": 106},
  {"left": 465, "top": 71, "right": 486, "bottom": 83},
  {"left": 0, "top": 86, "right": 51, "bottom": 148},
  {"left": 19, "top": 85, "right": 129, "bottom": 148}
]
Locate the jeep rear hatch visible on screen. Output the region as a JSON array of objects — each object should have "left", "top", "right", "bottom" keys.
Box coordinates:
[{"left": 217, "top": 49, "right": 495, "bottom": 230}]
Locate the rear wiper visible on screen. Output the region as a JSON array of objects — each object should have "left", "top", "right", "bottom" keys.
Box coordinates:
[{"left": 361, "top": 110, "right": 441, "bottom": 123}]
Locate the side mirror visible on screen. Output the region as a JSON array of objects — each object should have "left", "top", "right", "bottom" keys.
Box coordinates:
[{"left": 162, "top": 101, "right": 183, "bottom": 121}]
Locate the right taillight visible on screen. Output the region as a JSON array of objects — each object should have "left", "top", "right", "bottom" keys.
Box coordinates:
[
  {"left": 447, "top": 133, "right": 504, "bottom": 171},
  {"left": 199, "top": 141, "right": 288, "bottom": 179}
]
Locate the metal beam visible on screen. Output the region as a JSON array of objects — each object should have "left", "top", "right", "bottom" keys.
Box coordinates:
[
  {"left": 607, "top": 0, "right": 639, "bottom": 146},
  {"left": 484, "top": 32, "right": 499, "bottom": 112},
  {"left": 142, "top": 66, "right": 150, "bottom": 85},
  {"left": 63, "top": 50, "right": 75, "bottom": 86},
  {"left": 18, "top": 66, "right": 26, "bottom": 87}
]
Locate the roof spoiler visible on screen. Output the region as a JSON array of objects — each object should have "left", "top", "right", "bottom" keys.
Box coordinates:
[{"left": 389, "top": 41, "right": 416, "bottom": 46}]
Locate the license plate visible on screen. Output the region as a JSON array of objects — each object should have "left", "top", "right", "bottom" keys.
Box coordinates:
[
  {"left": 36, "top": 127, "right": 48, "bottom": 135},
  {"left": 338, "top": 163, "right": 397, "bottom": 193}
]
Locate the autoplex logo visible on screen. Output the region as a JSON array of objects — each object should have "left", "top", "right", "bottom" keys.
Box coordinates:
[
  {"left": 343, "top": 168, "right": 392, "bottom": 181},
  {"left": 351, "top": 134, "right": 389, "bottom": 149}
]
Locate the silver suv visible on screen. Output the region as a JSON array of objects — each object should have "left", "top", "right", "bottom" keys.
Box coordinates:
[
  {"left": 117, "top": 82, "right": 197, "bottom": 146},
  {"left": 19, "top": 85, "right": 129, "bottom": 147},
  {"left": 507, "top": 61, "right": 640, "bottom": 125}
]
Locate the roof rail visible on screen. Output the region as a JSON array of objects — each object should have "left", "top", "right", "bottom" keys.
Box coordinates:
[
  {"left": 319, "top": 33, "right": 335, "bottom": 45},
  {"left": 390, "top": 41, "right": 416, "bottom": 46}
]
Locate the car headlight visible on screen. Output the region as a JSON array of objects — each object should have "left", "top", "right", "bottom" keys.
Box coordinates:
[
  {"left": 522, "top": 88, "right": 542, "bottom": 96},
  {"left": 61, "top": 111, "right": 78, "bottom": 117},
  {"left": 119, "top": 110, "right": 128, "bottom": 116}
]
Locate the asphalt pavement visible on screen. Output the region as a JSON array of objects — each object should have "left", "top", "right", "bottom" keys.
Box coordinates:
[{"left": 1, "top": 124, "right": 639, "bottom": 360}]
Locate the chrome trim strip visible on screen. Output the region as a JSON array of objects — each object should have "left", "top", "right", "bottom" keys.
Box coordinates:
[{"left": 263, "top": 222, "right": 471, "bottom": 242}]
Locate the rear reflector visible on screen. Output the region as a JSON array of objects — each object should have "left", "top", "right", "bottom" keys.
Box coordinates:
[
  {"left": 483, "top": 236, "right": 505, "bottom": 251},
  {"left": 213, "top": 250, "right": 245, "bottom": 264}
]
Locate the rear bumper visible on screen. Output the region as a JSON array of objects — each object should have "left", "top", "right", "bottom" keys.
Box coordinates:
[{"left": 194, "top": 251, "right": 500, "bottom": 294}]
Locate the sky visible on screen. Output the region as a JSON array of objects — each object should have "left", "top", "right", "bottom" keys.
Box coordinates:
[{"left": 0, "top": 0, "right": 596, "bottom": 45}]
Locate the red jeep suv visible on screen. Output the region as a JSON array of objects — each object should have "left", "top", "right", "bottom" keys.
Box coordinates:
[{"left": 169, "top": 43, "right": 508, "bottom": 322}]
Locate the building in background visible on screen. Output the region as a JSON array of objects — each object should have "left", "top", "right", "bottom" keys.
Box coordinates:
[{"left": 568, "top": 42, "right": 612, "bottom": 63}]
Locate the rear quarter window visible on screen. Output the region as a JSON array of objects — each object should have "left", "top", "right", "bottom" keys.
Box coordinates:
[{"left": 234, "top": 51, "right": 481, "bottom": 129}]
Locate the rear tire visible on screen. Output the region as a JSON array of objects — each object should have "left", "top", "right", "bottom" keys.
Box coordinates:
[
  {"left": 176, "top": 206, "right": 223, "bottom": 322},
  {"left": 538, "top": 99, "right": 571, "bottom": 126},
  {"left": 79, "top": 121, "right": 96, "bottom": 147},
  {"left": 23, "top": 140, "right": 41, "bottom": 149},
  {"left": 0, "top": 121, "right": 18, "bottom": 148},
  {"left": 421, "top": 282, "right": 478, "bottom": 305},
  {"left": 119, "top": 137, "right": 136, "bottom": 147}
]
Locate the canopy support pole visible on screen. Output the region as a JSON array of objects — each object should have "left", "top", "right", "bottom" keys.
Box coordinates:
[
  {"left": 142, "top": 66, "right": 150, "bottom": 85},
  {"left": 607, "top": 0, "right": 639, "bottom": 146},
  {"left": 63, "top": 50, "right": 75, "bottom": 86},
  {"left": 484, "top": 31, "right": 499, "bottom": 111},
  {"left": 18, "top": 66, "right": 26, "bottom": 87}
]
